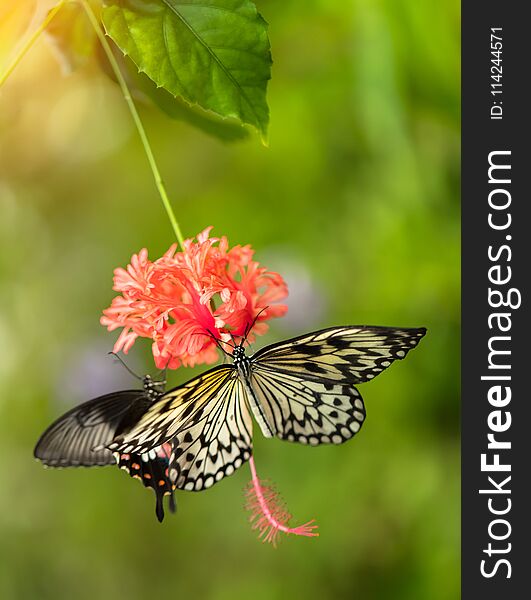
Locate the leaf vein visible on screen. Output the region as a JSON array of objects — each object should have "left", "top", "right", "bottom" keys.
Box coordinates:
[
  {"left": 174, "top": 2, "right": 258, "bottom": 24},
  {"left": 161, "top": 0, "right": 259, "bottom": 122},
  {"left": 208, "top": 44, "right": 269, "bottom": 62}
]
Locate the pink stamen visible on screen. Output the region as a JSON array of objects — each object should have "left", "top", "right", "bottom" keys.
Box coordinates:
[{"left": 245, "top": 456, "right": 319, "bottom": 546}]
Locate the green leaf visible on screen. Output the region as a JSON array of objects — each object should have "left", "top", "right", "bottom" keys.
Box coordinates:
[
  {"left": 45, "top": 1, "right": 98, "bottom": 74},
  {"left": 97, "top": 41, "right": 250, "bottom": 142},
  {"left": 120, "top": 53, "right": 251, "bottom": 143},
  {"left": 133, "top": 71, "right": 251, "bottom": 142},
  {"left": 102, "top": 0, "right": 271, "bottom": 139}
]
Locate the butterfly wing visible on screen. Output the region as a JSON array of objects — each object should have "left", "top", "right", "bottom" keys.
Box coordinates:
[
  {"left": 249, "top": 366, "right": 366, "bottom": 445},
  {"left": 109, "top": 366, "right": 253, "bottom": 492},
  {"left": 246, "top": 325, "right": 425, "bottom": 443},
  {"left": 251, "top": 326, "right": 426, "bottom": 384},
  {"left": 115, "top": 443, "right": 176, "bottom": 522},
  {"left": 35, "top": 391, "right": 178, "bottom": 520},
  {"left": 34, "top": 390, "right": 149, "bottom": 467}
]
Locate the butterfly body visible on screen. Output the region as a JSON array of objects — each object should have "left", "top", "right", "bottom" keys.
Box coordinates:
[
  {"left": 109, "top": 325, "right": 427, "bottom": 493},
  {"left": 232, "top": 345, "right": 275, "bottom": 438},
  {"left": 231, "top": 344, "right": 250, "bottom": 372}
]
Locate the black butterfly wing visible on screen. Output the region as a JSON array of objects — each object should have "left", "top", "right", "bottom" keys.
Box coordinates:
[
  {"left": 35, "top": 390, "right": 178, "bottom": 520},
  {"left": 115, "top": 443, "right": 176, "bottom": 522},
  {"left": 34, "top": 390, "right": 149, "bottom": 467},
  {"left": 251, "top": 326, "right": 427, "bottom": 384}
]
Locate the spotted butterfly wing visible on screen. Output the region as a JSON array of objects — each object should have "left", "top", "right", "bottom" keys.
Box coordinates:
[
  {"left": 248, "top": 368, "right": 366, "bottom": 445},
  {"left": 108, "top": 325, "right": 426, "bottom": 490},
  {"left": 245, "top": 326, "right": 426, "bottom": 443},
  {"left": 110, "top": 366, "right": 253, "bottom": 492},
  {"left": 250, "top": 326, "right": 427, "bottom": 384},
  {"left": 34, "top": 390, "right": 177, "bottom": 521}
]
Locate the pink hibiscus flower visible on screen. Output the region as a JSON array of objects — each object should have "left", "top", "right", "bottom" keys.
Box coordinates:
[{"left": 100, "top": 227, "right": 288, "bottom": 369}]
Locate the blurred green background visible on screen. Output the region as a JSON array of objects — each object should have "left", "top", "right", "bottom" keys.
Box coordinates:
[{"left": 0, "top": 0, "right": 459, "bottom": 598}]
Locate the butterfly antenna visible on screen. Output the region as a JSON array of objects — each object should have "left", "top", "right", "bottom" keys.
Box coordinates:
[
  {"left": 108, "top": 352, "right": 143, "bottom": 380},
  {"left": 242, "top": 306, "right": 269, "bottom": 346},
  {"left": 190, "top": 329, "right": 236, "bottom": 356},
  {"left": 223, "top": 337, "right": 236, "bottom": 349},
  {"left": 206, "top": 329, "right": 235, "bottom": 356}
]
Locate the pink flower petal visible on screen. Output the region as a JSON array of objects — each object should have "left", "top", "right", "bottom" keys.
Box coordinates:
[{"left": 101, "top": 228, "right": 289, "bottom": 369}]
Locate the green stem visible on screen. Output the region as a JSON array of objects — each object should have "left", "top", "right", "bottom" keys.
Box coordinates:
[
  {"left": 81, "top": 0, "right": 185, "bottom": 247},
  {"left": 0, "top": 0, "right": 66, "bottom": 89}
]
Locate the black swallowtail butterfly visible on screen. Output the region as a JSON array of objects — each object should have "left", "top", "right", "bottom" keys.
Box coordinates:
[{"left": 34, "top": 375, "right": 176, "bottom": 522}]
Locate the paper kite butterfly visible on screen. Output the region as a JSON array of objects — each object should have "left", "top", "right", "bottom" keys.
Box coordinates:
[
  {"left": 108, "top": 326, "right": 426, "bottom": 489},
  {"left": 34, "top": 325, "right": 426, "bottom": 517}
]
